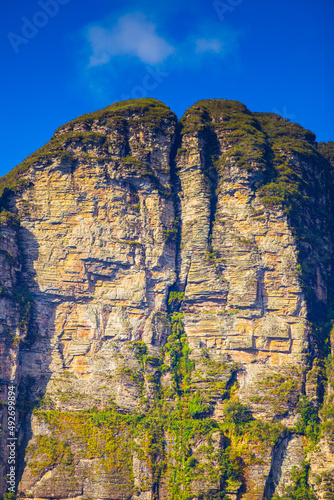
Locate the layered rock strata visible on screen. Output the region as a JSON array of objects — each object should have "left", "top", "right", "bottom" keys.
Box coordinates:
[{"left": 0, "top": 99, "right": 333, "bottom": 499}]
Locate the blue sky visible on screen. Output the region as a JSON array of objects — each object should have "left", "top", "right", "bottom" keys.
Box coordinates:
[{"left": 1, "top": 0, "right": 333, "bottom": 178}]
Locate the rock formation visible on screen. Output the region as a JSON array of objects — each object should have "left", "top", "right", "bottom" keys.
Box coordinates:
[{"left": 0, "top": 98, "right": 334, "bottom": 499}]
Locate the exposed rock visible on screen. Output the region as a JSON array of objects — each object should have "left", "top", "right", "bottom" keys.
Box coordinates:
[
  {"left": 264, "top": 433, "right": 304, "bottom": 498},
  {"left": 0, "top": 98, "right": 333, "bottom": 499}
]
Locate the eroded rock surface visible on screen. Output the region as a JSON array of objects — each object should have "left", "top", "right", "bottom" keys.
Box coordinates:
[{"left": 0, "top": 98, "right": 334, "bottom": 499}]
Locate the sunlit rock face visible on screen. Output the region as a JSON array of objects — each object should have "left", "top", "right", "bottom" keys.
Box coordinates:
[{"left": 0, "top": 98, "right": 333, "bottom": 499}]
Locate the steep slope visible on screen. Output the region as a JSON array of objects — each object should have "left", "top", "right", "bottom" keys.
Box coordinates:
[{"left": 0, "top": 98, "right": 333, "bottom": 500}]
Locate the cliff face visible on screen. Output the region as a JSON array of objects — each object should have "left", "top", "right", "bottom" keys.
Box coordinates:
[{"left": 0, "top": 98, "right": 334, "bottom": 500}]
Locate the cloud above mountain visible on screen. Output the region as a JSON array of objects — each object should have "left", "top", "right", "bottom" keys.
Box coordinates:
[{"left": 87, "top": 13, "right": 175, "bottom": 67}]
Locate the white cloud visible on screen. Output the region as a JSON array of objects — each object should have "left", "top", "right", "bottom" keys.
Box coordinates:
[
  {"left": 195, "top": 38, "right": 224, "bottom": 54},
  {"left": 87, "top": 13, "right": 175, "bottom": 67}
]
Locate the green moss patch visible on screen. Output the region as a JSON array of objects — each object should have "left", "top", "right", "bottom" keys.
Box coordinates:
[
  {"left": 27, "top": 314, "right": 292, "bottom": 499},
  {"left": 179, "top": 99, "right": 267, "bottom": 175},
  {"left": 273, "top": 461, "right": 316, "bottom": 500},
  {"left": 55, "top": 98, "right": 176, "bottom": 135},
  {"left": 0, "top": 99, "right": 176, "bottom": 201}
]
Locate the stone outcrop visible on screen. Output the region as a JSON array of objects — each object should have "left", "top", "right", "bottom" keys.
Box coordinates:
[{"left": 0, "top": 98, "right": 333, "bottom": 499}]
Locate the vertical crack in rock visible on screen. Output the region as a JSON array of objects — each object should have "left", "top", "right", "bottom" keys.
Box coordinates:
[
  {"left": 165, "top": 121, "right": 183, "bottom": 312},
  {"left": 200, "top": 122, "right": 220, "bottom": 252},
  {"left": 264, "top": 433, "right": 304, "bottom": 499}
]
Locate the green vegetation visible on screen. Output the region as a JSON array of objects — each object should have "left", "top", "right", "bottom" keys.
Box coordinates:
[
  {"left": 167, "top": 291, "right": 185, "bottom": 310},
  {"left": 318, "top": 141, "right": 334, "bottom": 167},
  {"left": 55, "top": 98, "right": 176, "bottom": 135},
  {"left": 12, "top": 284, "right": 33, "bottom": 330},
  {"left": 204, "top": 247, "right": 225, "bottom": 264},
  {"left": 120, "top": 155, "right": 162, "bottom": 184},
  {"left": 219, "top": 308, "right": 242, "bottom": 316},
  {"left": 1, "top": 493, "right": 16, "bottom": 500},
  {"left": 222, "top": 398, "right": 251, "bottom": 424},
  {"left": 203, "top": 246, "right": 226, "bottom": 282},
  {"left": 179, "top": 101, "right": 334, "bottom": 356},
  {"left": 319, "top": 355, "right": 334, "bottom": 438},
  {"left": 0, "top": 131, "right": 105, "bottom": 197},
  {"left": 251, "top": 370, "right": 300, "bottom": 417},
  {"left": 27, "top": 313, "right": 289, "bottom": 499},
  {"left": 180, "top": 99, "right": 267, "bottom": 174},
  {"left": 132, "top": 340, "right": 148, "bottom": 363},
  {"left": 294, "top": 396, "right": 320, "bottom": 446},
  {"left": 163, "top": 228, "right": 178, "bottom": 242},
  {"left": 163, "top": 312, "right": 193, "bottom": 393},
  {"left": 272, "top": 462, "right": 316, "bottom": 500},
  {"left": 255, "top": 112, "right": 316, "bottom": 216},
  {"left": 121, "top": 155, "right": 145, "bottom": 167},
  {"left": 0, "top": 280, "right": 32, "bottom": 341},
  {"left": 27, "top": 435, "right": 74, "bottom": 476},
  {"left": 163, "top": 218, "right": 179, "bottom": 243},
  {"left": 4, "top": 99, "right": 334, "bottom": 497},
  {"left": 254, "top": 112, "right": 334, "bottom": 358},
  {"left": 35, "top": 395, "right": 55, "bottom": 411},
  {"left": 131, "top": 201, "right": 141, "bottom": 211},
  {"left": 0, "top": 281, "right": 10, "bottom": 298},
  {"left": 0, "top": 249, "right": 15, "bottom": 265},
  {"left": 0, "top": 209, "right": 20, "bottom": 227},
  {"left": 0, "top": 99, "right": 176, "bottom": 201},
  {"left": 9, "top": 333, "right": 20, "bottom": 347},
  {"left": 188, "top": 391, "right": 213, "bottom": 417}
]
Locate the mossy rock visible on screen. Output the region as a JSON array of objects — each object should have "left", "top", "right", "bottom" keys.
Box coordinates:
[
  {"left": 179, "top": 99, "right": 267, "bottom": 173},
  {"left": 55, "top": 98, "right": 177, "bottom": 135},
  {"left": 318, "top": 141, "right": 334, "bottom": 168},
  {"left": 0, "top": 99, "right": 177, "bottom": 199}
]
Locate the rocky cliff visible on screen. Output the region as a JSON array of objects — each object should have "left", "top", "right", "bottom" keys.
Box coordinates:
[{"left": 0, "top": 98, "right": 334, "bottom": 500}]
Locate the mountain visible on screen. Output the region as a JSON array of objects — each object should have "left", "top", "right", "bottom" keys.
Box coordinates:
[{"left": 0, "top": 98, "right": 334, "bottom": 500}]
